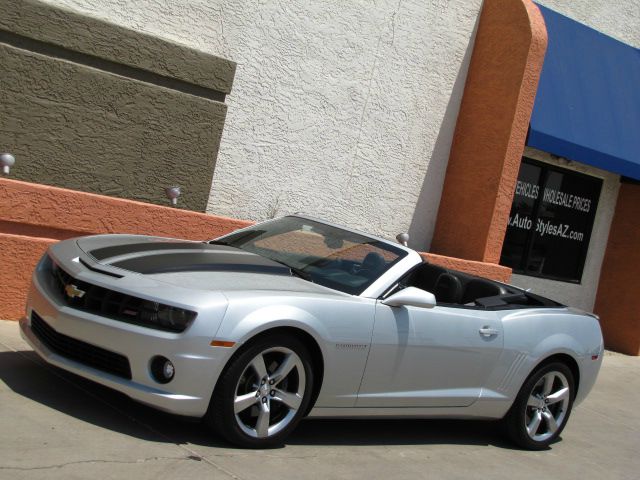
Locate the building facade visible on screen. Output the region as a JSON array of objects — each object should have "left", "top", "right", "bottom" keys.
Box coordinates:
[{"left": 2, "top": 0, "right": 639, "bottom": 353}]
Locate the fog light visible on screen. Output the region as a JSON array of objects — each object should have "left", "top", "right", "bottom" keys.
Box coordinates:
[
  {"left": 163, "top": 361, "right": 175, "bottom": 378},
  {"left": 150, "top": 356, "right": 175, "bottom": 384}
]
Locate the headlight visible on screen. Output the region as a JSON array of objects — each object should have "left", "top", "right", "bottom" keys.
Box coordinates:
[
  {"left": 139, "top": 301, "right": 197, "bottom": 332},
  {"left": 45, "top": 256, "right": 197, "bottom": 333}
]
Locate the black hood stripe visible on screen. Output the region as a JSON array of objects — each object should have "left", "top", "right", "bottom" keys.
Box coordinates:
[
  {"left": 110, "top": 262, "right": 291, "bottom": 275},
  {"left": 89, "top": 241, "right": 217, "bottom": 261},
  {"left": 103, "top": 250, "right": 291, "bottom": 276}
]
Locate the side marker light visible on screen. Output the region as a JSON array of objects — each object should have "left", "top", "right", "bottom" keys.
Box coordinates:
[{"left": 211, "top": 340, "right": 236, "bottom": 348}]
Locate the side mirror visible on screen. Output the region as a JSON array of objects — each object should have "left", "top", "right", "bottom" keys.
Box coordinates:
[{"left": 382, "top": 287, "right": 436, "bottom": 309}]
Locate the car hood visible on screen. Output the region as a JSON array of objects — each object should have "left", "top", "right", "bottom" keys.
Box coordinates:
[{"left": 76, "top": 234, "right": 340, "bottom": 295}]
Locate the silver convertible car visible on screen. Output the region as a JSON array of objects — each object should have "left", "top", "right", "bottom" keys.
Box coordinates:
[{"left": 20, "top": 215, "right": 603, "bottom": 449}]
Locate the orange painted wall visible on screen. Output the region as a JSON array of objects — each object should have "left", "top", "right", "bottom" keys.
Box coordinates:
[
  {"left": 0, "top": 178, "right": 252, "bottom": 241},
  {"left": 0, "top": 234, "right": 56, "bottom": 321},
  {"left": 0, "top": 178, "right": 252, "bottom": 320},
  {"left": 1, "top": 178, "right": 510, "bottom": 320},
  {"left": 431, "top": 0, "right": 547, "bottom": 264},
  {"left": 594, "top": 183, "right": 640, "bottom": 356}
]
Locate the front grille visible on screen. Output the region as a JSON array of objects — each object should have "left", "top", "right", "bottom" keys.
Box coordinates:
[
  {"left": 52, "top": 263, "right": 145, "bottom": 321},
  {"left": 50, "top": 260, "right": 191, "bottom": 332},
  {"left": 31, "top": 311, "right": 132, "bottom": 380}
]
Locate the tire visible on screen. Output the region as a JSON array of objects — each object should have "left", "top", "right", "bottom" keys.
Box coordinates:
[
  {"left": 504, "top": 362, "right": 575, "bottom": 450},
  {"left": 206, "top": 334, "right": 314, "bottom": 448}
]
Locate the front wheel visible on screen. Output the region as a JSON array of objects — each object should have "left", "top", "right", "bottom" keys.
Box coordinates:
[
  {"left": 505, "top": 362, "right": 575, "bottom": 450},
  {"left": 206, "top": 334, "right": 314, "bottom": 448}
]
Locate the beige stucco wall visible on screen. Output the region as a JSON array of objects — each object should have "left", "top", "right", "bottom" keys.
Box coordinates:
[
  {"left": 510, "top": 147, "right": 621, "bottom": 312},
  {"left": 41, "top": 0, "right": 482, "bottom": 248},
  {"left": 34, "top": 0, "right": 636, "bottom": 251}
]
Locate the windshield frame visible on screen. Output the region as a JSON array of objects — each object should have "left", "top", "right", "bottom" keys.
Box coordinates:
[{"left": 212, "top": 215, "right": 415, "bottom": 296}]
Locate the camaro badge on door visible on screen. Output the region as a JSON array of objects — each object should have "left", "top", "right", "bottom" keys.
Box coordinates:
[{"left": 64, "top": 283, "right": 86, "bottom": 299}]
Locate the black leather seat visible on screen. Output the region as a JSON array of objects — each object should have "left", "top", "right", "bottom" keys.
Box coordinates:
[
  {"left": 411, "top": 264, "right": 446, "bottom": 293},
  {"left": 461, "top": 279, "right": 507, "bottom": 304},
  {"left": 434, "top": 273, "right": 463, "bottom": 304}
]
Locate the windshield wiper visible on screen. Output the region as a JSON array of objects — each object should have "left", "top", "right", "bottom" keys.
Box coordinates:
[
  {"left": 267, "top": 258, "right": 314, "bottom": 282},
  {"left": 289, "top": 266, "right": 314, "bottom": 282},
  {"left": 207, "top": 240, "right": 232, "bottom": 245}
]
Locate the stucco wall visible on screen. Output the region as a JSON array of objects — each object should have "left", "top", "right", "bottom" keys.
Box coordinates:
[
  {"left": 537, "top": 0, "right": 640, "bottom": 48},
  {"left": 510, "top": 147, "right": 620, "bottom": 312},
  {"left": 1, "top": 0, "right": 235, "bottom": 211},
  {"left": 594, "top": 182, "right": 640, "bottom": 355},
  {"left": 41, "top": 0, "right": 483, "bottom": 249},
  {"left": 430, "top": 0, "right": 547, "bottom": 265}
]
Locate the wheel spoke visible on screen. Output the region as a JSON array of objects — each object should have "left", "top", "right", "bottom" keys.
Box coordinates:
[
  {"left": 273, "top": 389, "right": 302, "bottom": 410},
  {"left": 542, "top": 410, "right": 559, "bottom": 434},
  {"left": 234, "top": 392, "right": 259, "bottom": 414},
  {"left": 542, "top": 373, "right": 555, "bottom": 396},
  {"left": 255, "top": 401, "right": 270, "bottom": 438},
  {"left": 528, "top": 395, "right": 542, "bottom": 408},
  {"left": 546, "top": 387, "right": 569, "bottom": 405},
  {"left": 271, "top": 353, "right": 298, "bottom": 385},
  {"left": 250, "top": 354, "right": 268, "bottom": 380},
  {"left": 527, "top": 410, "right": 542, "bottom": 436}
]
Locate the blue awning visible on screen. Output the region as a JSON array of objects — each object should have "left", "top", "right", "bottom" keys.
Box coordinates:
[{"left": 528, "top": 5, "right": 640, "bottom": 180}]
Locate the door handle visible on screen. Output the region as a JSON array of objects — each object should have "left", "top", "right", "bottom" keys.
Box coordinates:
[{"left": 479, "top": 326, "right": 499, "bottom": 337}]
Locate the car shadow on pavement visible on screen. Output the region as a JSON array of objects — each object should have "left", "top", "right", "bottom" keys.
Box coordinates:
[
  {"left": 292, "top": 418, "right": 513, "bottom": 448},
  {"left": 0, "top": 350, "right": 526, "bottom": 450}
]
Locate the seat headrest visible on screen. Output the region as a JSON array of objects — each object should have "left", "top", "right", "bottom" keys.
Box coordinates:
[
  {"left": 362, "top": 252, "right": 385, "bottom": 271},
  {"left": 434, "top": 272, "right": 463, "bottom": 304}
]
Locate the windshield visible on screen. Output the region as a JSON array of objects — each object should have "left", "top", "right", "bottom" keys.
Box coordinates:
[{"left": 213, "top": 216, "right": 407, "bottom": 295}]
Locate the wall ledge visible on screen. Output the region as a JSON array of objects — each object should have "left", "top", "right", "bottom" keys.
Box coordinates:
[
  {"left": 421, "top": 252, "right": 512, "bottom": 283},
  {"left": 0, "top": 177, "right": 252, "bottom": 241},
  {"left": 0, "top": 0, "right": 235, "bottom": 94}
]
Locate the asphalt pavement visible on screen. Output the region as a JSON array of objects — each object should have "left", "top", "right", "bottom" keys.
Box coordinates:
[{"left": 0, "top": 319, "right": 638, "bottom": 480}]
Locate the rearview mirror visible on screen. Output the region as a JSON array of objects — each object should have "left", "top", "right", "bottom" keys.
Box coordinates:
[{"left": 382, "top": 287, "right": 436, "bottom": 309}]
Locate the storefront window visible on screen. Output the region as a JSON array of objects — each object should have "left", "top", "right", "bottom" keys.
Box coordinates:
[{"left": 500, "top": 158, "right": 602, "bottom": 283}]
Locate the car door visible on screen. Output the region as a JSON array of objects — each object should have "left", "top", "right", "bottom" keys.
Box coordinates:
[{"left": 356, "top": 301, "right": 504, "bottom": 407}]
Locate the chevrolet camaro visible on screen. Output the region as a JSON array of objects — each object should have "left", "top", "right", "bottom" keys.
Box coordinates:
[{"left": 20, "top": 214, "right": 603, "bottom": 449}]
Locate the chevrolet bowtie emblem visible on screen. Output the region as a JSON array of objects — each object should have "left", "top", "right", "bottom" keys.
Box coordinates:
[{"left": 65, "top": 283, "right": 86, "bottom": 299}]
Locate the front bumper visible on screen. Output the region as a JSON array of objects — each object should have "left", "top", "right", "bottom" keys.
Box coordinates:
[{"left": 21, "top": 258, "right": 233, "bottom": 418}]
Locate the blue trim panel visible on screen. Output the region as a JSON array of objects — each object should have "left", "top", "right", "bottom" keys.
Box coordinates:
[{"left": 528, "top": 5, "right": 640, "bottom": 180}]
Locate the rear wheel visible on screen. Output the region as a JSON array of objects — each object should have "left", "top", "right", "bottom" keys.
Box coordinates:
[
  {"left": 206, "top": 334, "right": 314, "bottom": 448},
  {"left": 505, "top": 362, "right": 575, "bottom": 450}
]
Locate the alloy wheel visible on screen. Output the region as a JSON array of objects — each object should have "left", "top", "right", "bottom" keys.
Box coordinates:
[
  {"left": 233, "top": 346, "right": 306, "bottom": 439},
  {"left": 524, "top": 371, "right": 571, "bottom": 442}
]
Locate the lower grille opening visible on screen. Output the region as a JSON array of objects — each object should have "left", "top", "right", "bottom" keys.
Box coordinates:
[{"left": 31, "top": 311, "right": 132, "bottom": 380}]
